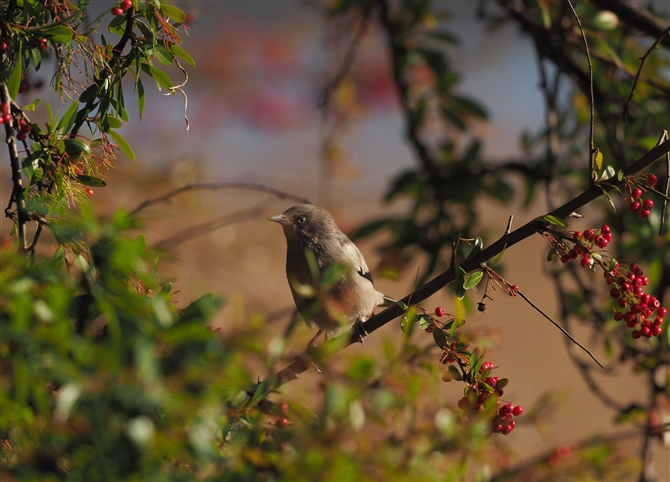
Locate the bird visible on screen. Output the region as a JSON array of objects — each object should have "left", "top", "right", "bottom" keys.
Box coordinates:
[{"left": 268, "top": 204, "right": 395, "bottom": 348}]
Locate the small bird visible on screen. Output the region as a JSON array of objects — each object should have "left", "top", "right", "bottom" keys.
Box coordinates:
[{"left": 268, "top": 204, "right": 395, "bottom": 348}]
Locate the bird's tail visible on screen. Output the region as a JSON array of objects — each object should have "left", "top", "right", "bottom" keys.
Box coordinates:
[{"left": 379, "top": 293, "right": 397, "bottom": 307}]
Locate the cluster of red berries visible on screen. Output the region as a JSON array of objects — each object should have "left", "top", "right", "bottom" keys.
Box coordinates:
[
  {"left": 15, "top": 118, "right": 32, "bottom": 141},
  {"left": 559, "top": 224, "right": 611, "bottom": 268},
  {"left": 629, "top": 176, "right": 658, "bottom": 219},
  {"left": 492, "top": 402, "right": 524, "bottom": 435},
  {"left": 456, "top": 361, "right": 522, "bottom": 435},
  {"left": 112, "top": 0, "right": 133, "bottom": 15},
  {"left": 0, "top": 103, "right": 11, "bottom": 124},
  {"left": 608, "top": 263, "right": 665, "bottom": 338}
]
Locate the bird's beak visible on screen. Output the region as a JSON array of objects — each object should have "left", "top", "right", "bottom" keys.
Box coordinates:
[{"left": 267, "top": 214, "right": 291, "bottom": 226}]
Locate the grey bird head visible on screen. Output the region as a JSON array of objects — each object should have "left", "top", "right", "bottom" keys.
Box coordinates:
[{"left": 267, "top": 204, "right": 340, "bottom": 248}]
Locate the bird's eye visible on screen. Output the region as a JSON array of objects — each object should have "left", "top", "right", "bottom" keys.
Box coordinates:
[{"left": 297, "top": 217, "right": 307, "bottom": 224}]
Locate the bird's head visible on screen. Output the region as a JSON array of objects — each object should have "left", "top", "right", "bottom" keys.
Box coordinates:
[{"left": 267, "top": 204, "right": 338, "bottom": 243}]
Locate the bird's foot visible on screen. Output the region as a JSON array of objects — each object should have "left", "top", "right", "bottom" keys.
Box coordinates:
[{"left": 352, "top": 320, "right": 368, "bottom": 346}]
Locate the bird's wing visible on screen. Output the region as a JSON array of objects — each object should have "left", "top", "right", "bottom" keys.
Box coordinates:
[{"left": 341, "top": 239, "right": 374, "bottom": 284}]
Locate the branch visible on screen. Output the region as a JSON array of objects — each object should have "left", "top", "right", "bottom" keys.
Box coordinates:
[
  {"left": 130, "top": 182, "right": 310, "bottom": 215},
  {"left": 254, "top": 138, "right": 670, "bottom": 396},
  {"left": 624, "top": 25, "right": 670, "bottom": 123},
  {"left": 1, "top": 82, "right": 28, "bottom": 251}
]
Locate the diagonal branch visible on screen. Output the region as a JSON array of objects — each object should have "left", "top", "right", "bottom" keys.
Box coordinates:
[{"left": 253, "top": 138, "right": 670, "bottom": 396}]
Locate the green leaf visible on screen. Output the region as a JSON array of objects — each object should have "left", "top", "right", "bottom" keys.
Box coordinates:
[
  {"left": 464, "top": 237, "right": 483, "bottom": 261},
  {"left": 452, "top": 94, "right": 488, "bottom": 119},
  {"left": 8, "top": 55, "right": 22, "bottom": 99},
  {"left": 596, "top": 185, "right": 617, "bottom": 213},
  {"left": 440, "top": 106, "right": 466, "bottom": 130},
  {"left": 105, "top": 116, "right": 122, "bottom": 128},
  {"left": 489, "top": 242, "right": 506, "bottom": 267},
  {"left": 463, "top": 271, "right": 483, "bottom": 290},
  {"left": 396, "top": 300, "right": 407, "bottom": 311},
  {"left": 433, "top": 328, "right": 448, "bottom": 348},
  {"left": 23, "top": 99, "right": 41, "bottom": 111},
  {"left": 617, "top": 169, "right": 624, "bottom": 181},
  {"left": 169, "top": 44, "right": 196, "bottom": 67},
  {"left": 418, "top": 315, "right": 431, "bottom": 330},
  {"left": 57, "top": 100, "right": 80, "bottom": 134},
  {"left": 541, "top": 215, "right": 568, "bottom": 227},
  {"left": 76, "top": 175, "right": 106, "bottom": 187},
  {"left": 44, "top": 26, "right": 74, "bottom": 44},
  {"left": 30, "top": 47, "right": 42, "bottom": 71},
  {"left": 455, "top": 267, "right": 466, "bottom": 299},
  {"left": 155, "top": 46, "right": 173, "bottom": 66},
  {"left": 63, "top": 138, "right": 91, "bottom": 159},
  {"left": 598, "top": 165, "right": 616, "bottom": 182},
  {"left": 137, "top": 78, "right": 145, "bottom": 120},
  {"left": 79, "top": 84, "right": 99, "bottom": 103},
  {"left": 161, "top": 4, "right": 186, "bottom": 23},
  {"left": 108, "top": 15, "right": 126, "bottom": 36},
  {"left": 141, "top": 63, "right": 173, "bottom": 91},
  {"left": 108, "top": 129, "right": 135, "bottom": 160}
]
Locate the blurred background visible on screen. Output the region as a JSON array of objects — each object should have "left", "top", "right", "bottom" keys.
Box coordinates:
[{"left": 2, "top": 0, "right": 668, "bottom": 478}]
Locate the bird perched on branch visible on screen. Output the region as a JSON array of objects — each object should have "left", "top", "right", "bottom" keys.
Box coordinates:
[{"left": 268, "top": 204, "right": 395, "bottom": 348}]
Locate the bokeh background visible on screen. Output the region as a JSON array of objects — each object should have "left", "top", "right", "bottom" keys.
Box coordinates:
[{"left": 2, "top": 0, "right": 668, "bottom": 478}]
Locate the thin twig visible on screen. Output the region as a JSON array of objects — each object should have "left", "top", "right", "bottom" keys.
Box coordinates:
[
  {"left": 319, "top": 4, "right": 372, "bottom": 110},
  {"left": 658, "top": 130, "right": 670, "bottom": 235},
  {"left": 624, "top": 25, "right": 670, "bottom": 123},
  {"left": 153, "top": 202, "right": 270, "bottom": 250},
  {"left": 449, "top": 234, "right": 460, "bottom": 270},
  {"left": 566, "top": 0, "right": 596, "bottom": 186},
  {"left": 130, "top": 182, "right": 310, "bottom": 215},
  {"left": 516, "top": 289, "right": 604, "bottom": 369},
  {"left": 504, "top": 215, "right": 513, "bottom": 235}
]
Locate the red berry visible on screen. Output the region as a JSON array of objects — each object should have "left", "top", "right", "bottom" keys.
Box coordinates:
[
  {"left": 16, "top": 132, "right": 26, "bottom": 141},
  {"left": 629, "top": 263, "right": 638, "bottom": 272},
  {"left": 573, "top": 231, "right": 582, "bottom": 240},
  {"left": 435, "top": 306, "right": 444, "bottom": 317},
  {"left": 647, "top": 175, "right": 658, "bottom": 187},
  {"left": 583, "top": 229, "right": 594, "bottom": 240},
  {"left": 512, "top": 405, "right": 523, "bottom": 417},
  {"left": 511, "top": 285, "right": 519, "bottom": 293},
  {"left": 111, "top": 6, "right": 123, "bottom": 15},
  {"left": 641, "top": 326, "right": 651, "bottom": 337},
  {"left": 121, "top": 0, "right": 133, "bottom": 9},
  {"left": 20, "top": 123, "right": 31, "bottom": 133},
  {"left": 1, "top": 103, "right": 8, "bottom": 115},
  {"left": 631, "top": 330, "right": 641, "bottom": 339},
  {"left": 601, "top": 224, "right": 610, "bottom": 233},
  {"left": 651, "top": 326, "right": 662, "bottom": 337},
  {"left": 18, "top": 83, "right": 27, "bottom": 94},
  {"left": 276, "top": 417, "right": 289, "bottom": 429},
  {"left": 499, "top": 403, "right": 513, "bottom": 417},
  {"left": 2, "top": 113, "right": 10, "bottom": 123},
  {"left": 603, "top": 232, "right": 612, "bottom": 242},
  {"left": 657, "top": 307, "right": 667, "bottom": 317},
  {"left": 0, "top": 40, "right": 8, "bottom": 52},
  {"left": 560, "top": 254, "right": 570, "bottom": 263},
  {"left": 640, "top": 294, "right": 650, "bottom": 304},
  {"left": 580, "top": 256, "right": 590, "bottom": 268},
  {"left": 630, "top": 201, "right": 641, "bottom": 212},
  {"left": 632, "top": 188, "right": 643, "bottom": 200},
  {"left": 38, "top": 42, "right": 48, "bottom": 52},
  {"left": 642, "top": 199, "right": 654, "bottom": 210},
  {"left": 458, "top": 397, "right": 469, "bottom": 410},
  {"left": 649, "top": 299, "right": 661, "bottom": 310},
  {"left": 640, "top": 276, "right": 649, "bottom": 286},
  {"left": 85, "top": 188, "right": 94, "bottom": 197},
  {"left": 639, "top": 209, "right": 651, "bottom": 219},
  {"left": 614, "top": 312, "right": 623, "bottom": 321},
  {"left": 595, "top": 235, "right": 605, "bottom": 247},
  {"left": 618, "top": 299, "right": 627, "bottom": 308}
]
